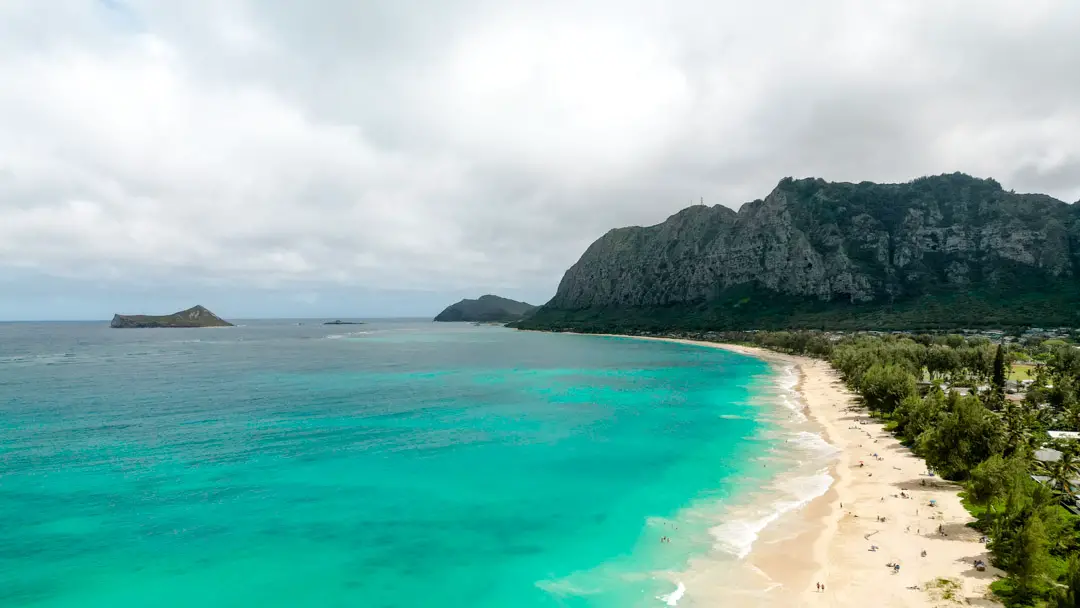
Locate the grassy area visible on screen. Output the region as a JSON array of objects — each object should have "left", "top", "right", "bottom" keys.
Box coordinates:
[
  {"left": 990, "top": 576, "right": 1060, "bottom": 607},
  {"left": 927, "top": 577, "right": 962, "bottom": 602},
  {"left": 1010, "top": 364, "right": 1035, "bottom": 381},
  {"left": 959, "top": 491, "right": 985, "bottom": 518},
  {"left": 988, "top": 579, "right": 1020, "bottom": 605}
]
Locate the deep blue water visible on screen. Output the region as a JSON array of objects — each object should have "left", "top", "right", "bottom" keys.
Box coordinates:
[{"left": 0, "top": 320, "right": 778, "bottom": 607}]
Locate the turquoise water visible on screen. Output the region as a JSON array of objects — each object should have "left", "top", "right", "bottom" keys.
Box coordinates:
[{"left": 0, "top": 321, "right": 781, "bottom": 607}]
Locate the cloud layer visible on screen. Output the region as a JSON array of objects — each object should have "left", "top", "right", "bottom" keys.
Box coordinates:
[{"left": 2, "top": 0, "right": 1079, "bottom": 317}]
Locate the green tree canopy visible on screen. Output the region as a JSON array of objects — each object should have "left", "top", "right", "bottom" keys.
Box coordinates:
[
  {"left": 894, "top": 388, "right": 946, "bottom": 444},
  {"left": 920, "top": 394, "right": 1005, "bottom": 479},
  {"left": 969, "top": 453, "right": 1029, "bottom": 511},
  {"left": 860, "top": 363, "right": 917, "bottom": 414}
]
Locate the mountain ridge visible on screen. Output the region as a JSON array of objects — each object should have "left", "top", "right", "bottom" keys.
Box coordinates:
[{"left": 517, "top": 173, "right": 1080, "bottom": 331}]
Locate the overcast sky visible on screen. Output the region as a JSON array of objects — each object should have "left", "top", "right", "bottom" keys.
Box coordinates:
[{"left": 2, "top": 1, "right": 1079, "bottom": 320}]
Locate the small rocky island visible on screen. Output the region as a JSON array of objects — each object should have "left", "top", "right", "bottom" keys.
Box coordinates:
[
  {"left": 110, "top": 305, "right": 233, "bottom": 328},
  {"left": 433, "top": 295, "right": 538, "bottom": 323},
  {"left": 323, "top": 320, "right": 365, "bottom": 325}
]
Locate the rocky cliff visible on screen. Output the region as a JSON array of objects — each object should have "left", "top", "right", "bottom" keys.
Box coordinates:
[
  {"left": 434, "top": 295, "right": 538, "bottom": 323},
  {"left": 520, "top": 173, "right": 1080, "bottom": 330},
  {"left": 111, "top": 305, "right": 234, "bottom": 328}
]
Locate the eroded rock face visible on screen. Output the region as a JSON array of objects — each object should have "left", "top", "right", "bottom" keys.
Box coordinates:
[{"left": 545, "top": 174, "right": 1079, "bottom": 312}]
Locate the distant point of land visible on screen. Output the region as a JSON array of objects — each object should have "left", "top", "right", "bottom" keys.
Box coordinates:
[
  {"left": 110, "top": 305, "right": 233, "bottom": 328},
  {"left": 433, "top": 295, "right": 538, "bottom": 323}
]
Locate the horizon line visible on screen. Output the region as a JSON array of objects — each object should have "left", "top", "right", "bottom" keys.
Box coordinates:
[{"left": 0, "top": 315, "right": 435, "bottom": 323}]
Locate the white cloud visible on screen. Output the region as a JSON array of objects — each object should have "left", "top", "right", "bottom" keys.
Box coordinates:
[
  {"left": 431, "top": 15, "right": 693, "bottom": 180},
  {"left": 1, "top": 0, "right": 1079, "bottom": 317}
]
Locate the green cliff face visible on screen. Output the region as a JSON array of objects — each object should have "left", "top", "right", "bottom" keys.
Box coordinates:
[
  {"left": 110, "top": 305, "right": 233, "bottom": 328},
  {"left": 519, "top": 173, "right": 1080, "bottom": 331},
  {"left": 434, "top": 295, "right": 538, "bottom": 323}
]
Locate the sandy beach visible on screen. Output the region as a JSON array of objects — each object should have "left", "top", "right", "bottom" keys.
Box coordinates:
[{"left": 599, "top": 336, "right": 1005, "bottom": 607}]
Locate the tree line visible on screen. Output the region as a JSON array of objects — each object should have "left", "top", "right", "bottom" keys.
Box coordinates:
[{"left": 692, "top": 330, "right": 1080, "bottom": 607}]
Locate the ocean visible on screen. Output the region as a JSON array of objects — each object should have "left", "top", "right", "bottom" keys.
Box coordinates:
[{"left": 0, "top": 320, "right": 832, "bottom": 607}]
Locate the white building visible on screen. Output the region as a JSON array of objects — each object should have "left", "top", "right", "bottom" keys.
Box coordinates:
[{"left": 1048, "top": 431, "right": 1080, "bottom": 441}]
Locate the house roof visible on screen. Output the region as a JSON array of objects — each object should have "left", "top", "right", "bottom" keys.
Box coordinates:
[{"left": 1035, "top": 448, "right": 1062, "bottom": 463}]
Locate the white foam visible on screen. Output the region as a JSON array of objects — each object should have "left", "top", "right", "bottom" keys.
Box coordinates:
[
  {"left": 773, "top": 364, "right": 807, "bottom": 421},
  {"left": 0, "top": 353, "right": 75, "bottom": 366},
  {"left": 777, "top": 364, "right": 799, "bottom": 391},
  {"left": 709, "top": 470, "right": 833, "bottom": 559},
  {"left": 775, "top": 469, "right": 834, "bottom": 499},
  {"left": 709, "top": 513, "right": 776, "bottom": 559},
  {"left": 657, "top": 581, "right": 686, "bottom": 606},
  {"left": 779, "top": 397, "right": 807, "bottom": 422},
  {"left": 325, "top": 330, "right": 370, "bottom": 340},
  {"left": 788, "top": 431, "right": 840, "bottom": 458}
]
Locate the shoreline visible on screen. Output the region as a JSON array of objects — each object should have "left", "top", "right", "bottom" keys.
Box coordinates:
[{"left": 581, "top": 335, "right": 1003, "bottom": 606}]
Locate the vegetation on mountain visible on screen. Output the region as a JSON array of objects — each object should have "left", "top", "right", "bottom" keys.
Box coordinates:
[
  {"left": 110, "top": 305, "right": 233, "bottom": 328},
  {"left": 433, "top": 295, "right": 538, "bottom": 323},
  {"left": 517, "top": 173, "right": 1080, "bottom": 331}
]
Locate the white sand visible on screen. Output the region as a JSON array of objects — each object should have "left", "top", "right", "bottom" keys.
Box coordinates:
[{"left": 593, "top": 336, "right": 1005, "bottom": 606}]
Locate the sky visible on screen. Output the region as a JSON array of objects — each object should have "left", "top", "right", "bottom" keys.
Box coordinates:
[{"left": 1, "top": 1, "right": 1079, "bottom": 320}]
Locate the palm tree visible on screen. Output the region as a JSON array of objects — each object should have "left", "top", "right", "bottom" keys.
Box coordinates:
[
  {"left": 1062, "top": 403, "right": 1080, "bottom": 432},
  {"left": 1003, "top": 402, "right": 1037, "bottom": 458},
  {"left": 1056, "top": 449, "right": 1080, "bottom": 496},
  {"left": 1037, "top": 447, "right": 1080, "bottom": 499}
]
